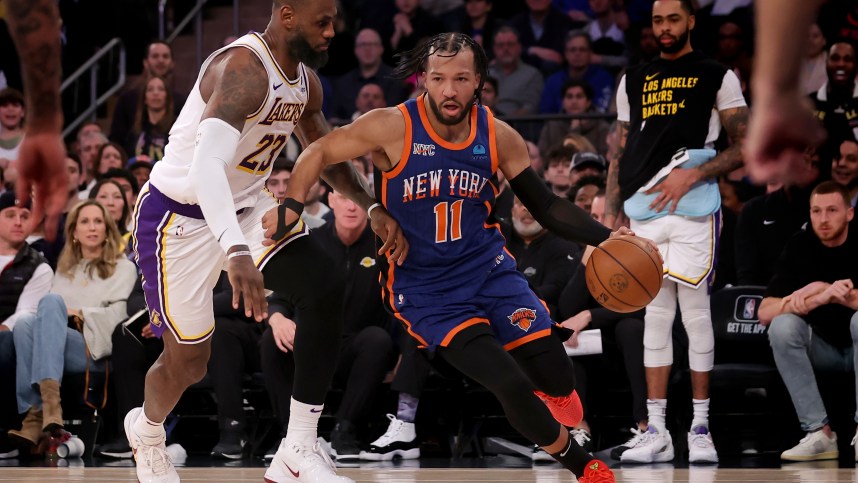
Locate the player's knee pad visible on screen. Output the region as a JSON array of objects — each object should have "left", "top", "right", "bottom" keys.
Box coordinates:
[
  {"left": 644, "top": 303, "right": 675, "bottom": 367},
  {"left": 679, "top": 286, "right": 714, "bottom": 371}
]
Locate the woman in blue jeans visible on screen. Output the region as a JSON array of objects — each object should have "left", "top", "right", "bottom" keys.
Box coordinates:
[{"left": 8, "top": 200, "right": 136, "bottom": 447}]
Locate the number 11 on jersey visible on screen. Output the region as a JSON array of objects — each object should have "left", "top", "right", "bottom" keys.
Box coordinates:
[{"left": 434, "top": 200, "right": 463, "bottom": 243}]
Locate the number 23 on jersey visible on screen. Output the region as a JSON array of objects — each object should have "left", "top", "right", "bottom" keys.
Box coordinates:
[{"left": 237, "top": 134, "right": 287, "bottom": 175}]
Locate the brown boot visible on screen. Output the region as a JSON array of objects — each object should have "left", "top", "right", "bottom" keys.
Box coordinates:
[
  {"left": 8, "top": 407, "right": 44, "bottom": 446},
  {"left": 39, "top": 379, "right": 64, "bottom": 434}
]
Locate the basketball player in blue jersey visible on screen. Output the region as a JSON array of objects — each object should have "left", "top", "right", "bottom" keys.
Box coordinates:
[
  {"left": 265, "top": 33, "right": 660, "bottom": 483},
  {"left": 125, "top": 1, "right": 406, "bottom": 482}
]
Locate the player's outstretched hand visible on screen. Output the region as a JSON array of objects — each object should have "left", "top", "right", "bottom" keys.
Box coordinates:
[
  {"left": 369, "top": 205, "right": 409, "bottom": 266},
  {"left": 743, "top": 93, "right": 825, "bottom": 184},
  {"left": 227, "top": 249, "right": 268, "bottom": 322},
  {"left": 15, "top": 133, "right": 68, "bottom": 241}
]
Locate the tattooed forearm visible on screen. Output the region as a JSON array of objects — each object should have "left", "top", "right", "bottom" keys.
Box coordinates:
[
  {"left": 605, "top": 121, "right": 628, "bottom": 219},
  {"left": 697, "top": 106, "right": 748, "bottom": 179},
  {"left": 6, "top": 0, "right": 63, "bottom": 132}
]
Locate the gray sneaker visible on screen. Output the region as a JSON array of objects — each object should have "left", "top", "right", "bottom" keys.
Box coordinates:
[{"left": 781, "top": 430, "right": 838, "bottom": 462}]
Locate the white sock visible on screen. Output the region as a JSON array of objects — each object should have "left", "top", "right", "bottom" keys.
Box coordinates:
[
  {"left": 133, "top": 405, "right": 166, "bottom": 444},
  {"left": 691, "top": 398, "right": 710, "bottom": 430},
  {"left": 284, "top": 398, "right": 323, "bottom": 448},
  {"left": 647, "top": 399, "right": 667, "bottom": 432}
]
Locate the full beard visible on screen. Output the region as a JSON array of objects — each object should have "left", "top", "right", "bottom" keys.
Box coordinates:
[
  {"left": 287, "top": 31, "right": 329, "bottom": 70},
  {"left": 512, "top": 217, "right": 545, "bottom": 238},
  {"left": 658, "top": 29, "right": 690, "bottom": 54},
  {"left": 427, "top": 94, "right": 473, "bottom": 126}
]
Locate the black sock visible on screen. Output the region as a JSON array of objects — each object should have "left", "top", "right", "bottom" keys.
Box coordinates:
[{"left": 550, "top": 434, "right": 593, "bottom": 477}]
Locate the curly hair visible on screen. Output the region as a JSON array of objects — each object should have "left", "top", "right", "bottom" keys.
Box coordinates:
[{"left": 392, "top": 32, "right": 489, "bottom": 104}]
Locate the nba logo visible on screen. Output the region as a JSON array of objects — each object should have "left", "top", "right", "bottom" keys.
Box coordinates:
[{"left": 743, "top": 298, "right": 756, "bottom": 320}]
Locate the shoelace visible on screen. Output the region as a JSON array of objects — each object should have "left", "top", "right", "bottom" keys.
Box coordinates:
[
  {"left": 141, "top": 445, "right": 172, "bottom": 476},
  {"left": 311, "top": 440, "right": 338, "bottom": 472},
  {"left": 581, "top": 461, "right": 614, "bottom": 483},
  {"left": 374, "top": 414, "right": 405, "bottom": 446},
  {"left": 571, "top": 429, "right": 592, "bottom": 446}
]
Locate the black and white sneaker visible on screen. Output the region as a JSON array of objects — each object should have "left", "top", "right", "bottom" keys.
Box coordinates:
[
  {"left": 359, "top": 414, "right": 419, "bottom": 461},
  {"left": 96, "top": 437, "right": 133, "bottom": 459},
  {"left": 211, "top": 421, "right": 246, "bottom": 460},
  {"left": 330, "top": 420, "right": 361, "bottom": 461},
  {"left": 571, "top": 428, "right": 594, "bottom": 453}
]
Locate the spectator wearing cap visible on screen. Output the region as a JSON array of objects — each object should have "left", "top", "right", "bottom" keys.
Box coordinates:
[
  {"left": 569, "top": 151, "right": 607, "bottom": 186},
  {"left": 0, "top": 190, "right": 53, "bottom": 447},
  {"left": 538, "top": 78, "right": 610, "bottom": 157},
  {"left": 0, "top": 88, "right": 25, "bottom": 184}
]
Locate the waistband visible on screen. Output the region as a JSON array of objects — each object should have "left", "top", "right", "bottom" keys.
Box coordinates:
[{"left": 147, "top": 183, "right": 245, "bottom": 220}]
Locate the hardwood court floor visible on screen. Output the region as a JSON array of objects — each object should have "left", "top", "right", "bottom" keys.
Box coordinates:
[{"left": 1, "top": 467, "right": 857, "bottom": 482}]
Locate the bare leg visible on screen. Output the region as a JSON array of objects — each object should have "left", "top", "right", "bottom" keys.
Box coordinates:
[
  {"left": 690, "top": 370, "right": 710, "bottom": 401},
  {"left": 646, "top": 365, "right": 671, "bottom": 399},
  {"left": 142, "top": 330, "right": 212, "bottom": 422}
]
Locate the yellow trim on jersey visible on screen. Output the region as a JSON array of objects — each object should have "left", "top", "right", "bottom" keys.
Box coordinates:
[
  {"left": 251, "top": 33, "right": 301, "bottom": 86},
  {"left": 665, "top": 214, "right": 716, "bottom": 287},
  {"left": 246, "top": 85, "right": 270, "bottom": 120},
  {"left": 254, "top": 218, "right": 306, "bottom": 267}
]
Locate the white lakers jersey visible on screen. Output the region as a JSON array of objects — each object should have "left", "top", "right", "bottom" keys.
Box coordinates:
[{"left": 149, "top": 33, "right": 308, "bottom": 210}]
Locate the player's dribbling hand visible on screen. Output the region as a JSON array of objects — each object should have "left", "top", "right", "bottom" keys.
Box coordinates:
[
  {"left": 609, "top": 227, "right": 663, "bottom": 266},
  {"left": 15, "top": 133, "right": 69, "bottom": 242},
  {"left": 227, "top": 248, "right": 268, "bottom": 322},
  {"left": 369, "top": 205, "right": 409, "bottom": 266}
]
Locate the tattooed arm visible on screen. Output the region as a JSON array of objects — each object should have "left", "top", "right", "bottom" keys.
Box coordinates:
[
  {"left": 646, "top": 105, "right": 749, "bottom": 213},
  {"left": 604, "top": 120, "right": 628, "bottom": 229},
  {"left": 6, "top": 0, "right": 68, "bottom": 241}
]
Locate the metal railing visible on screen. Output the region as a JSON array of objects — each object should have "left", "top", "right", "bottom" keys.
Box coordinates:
[{"left": 61, "top": 38, "right": 126, "bottom": 138}]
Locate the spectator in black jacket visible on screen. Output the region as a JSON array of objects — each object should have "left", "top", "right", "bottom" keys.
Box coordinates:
[
  {"left": 504, "top": 196, "right": 581, "bottom": 317},
  {"left": 735, "top": 149, "right": 821, "bottom": 286},
  {"left": 260, "top": 188, "right": 396, "bottom": 461},
  {"left": 507, "top": 0, "right": 576, "bottom": 74}
]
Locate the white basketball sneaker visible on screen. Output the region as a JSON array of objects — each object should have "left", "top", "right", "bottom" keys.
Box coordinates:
[
  {"left": 124, "top": 407, "right": 180, "bottom": 483},
  {"left": 359, "top": 414, "right": 419, "bottom": 461},
  {"left": 687, "top": 426, "right": 719, "bottom": 464},
  {"left": 620, "top": 426, "right": 675, "bottom": 463},
  {"left": 265, "top": 438, "right": 354, "bottom": 483}
]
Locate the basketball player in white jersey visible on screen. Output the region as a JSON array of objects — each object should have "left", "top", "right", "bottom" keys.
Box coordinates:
[{"left": 125, "top": 1, "right": 407, "bottom": 482}]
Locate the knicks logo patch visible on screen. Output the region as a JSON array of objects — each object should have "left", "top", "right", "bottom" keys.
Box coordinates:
[
  {"left": 508, "top": 308, "right": 537, "bottom": 332},
  {"left": 150, "top": 310, "right": 163, "bottom": 327}
]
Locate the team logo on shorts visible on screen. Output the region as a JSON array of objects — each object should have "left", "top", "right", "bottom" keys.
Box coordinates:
[
  {"left": 150, "top": 310, "right": 163, "bottom": 327},
  {"left": 610, "top": 274, "right": 629, "bottom": 293},
  {"left": 508, "top": 308, "right": 537, "bottom": 332}
]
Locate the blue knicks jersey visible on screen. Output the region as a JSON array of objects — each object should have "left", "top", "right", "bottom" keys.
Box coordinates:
[{"left": 381, "top": 95, "right": 506, "bottom": 301}]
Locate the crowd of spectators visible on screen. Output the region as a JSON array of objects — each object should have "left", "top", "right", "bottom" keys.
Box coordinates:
[{"left": 0, "top": 0, "right": 857, "bottom": 466}]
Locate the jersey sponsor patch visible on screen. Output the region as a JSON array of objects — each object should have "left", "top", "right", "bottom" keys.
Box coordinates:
[{"left": 508, "top": 307, "right": 537, "bottom": 332}]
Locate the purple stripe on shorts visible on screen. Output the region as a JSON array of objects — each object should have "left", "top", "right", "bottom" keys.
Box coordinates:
[
  {"left": 133, "top": 190, "right": 173, "bottom": 339},
  {"left": 707, "top": 209, "right": 722, "bottom": 294}
]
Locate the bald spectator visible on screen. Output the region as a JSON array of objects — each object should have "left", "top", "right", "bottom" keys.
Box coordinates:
[
  {"left": 488, "top": 27, "right": 544, "bottom": 115},
  {"left": 78, "top": 131, "right": 108, "bottom": 198},
  {"left": 508, "top": 0, "right": 575, "bottom": 74},
  {"left": 540, "top": 32, "right": 615, "bottom": 113},
  {"left": 109, "top": 41, "right": 186, "bottom": 149},
  {"left": 332, "top": 29, "right": 408, "bottom": 122},
  {"left": 352, "top": 83, "right": 387, "bottom": 121}
]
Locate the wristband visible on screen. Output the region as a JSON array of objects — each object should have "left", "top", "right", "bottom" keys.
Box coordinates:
[
  {"left": 367, "top": 202, "right": 383, "bottom": 219},
  {"left": 270, "top": 197, "right": 304, "bottom": 241},
  {"left": 227, "top": 250, "right": 252, "bottom": 260}
]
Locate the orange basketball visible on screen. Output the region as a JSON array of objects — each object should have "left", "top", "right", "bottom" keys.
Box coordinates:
[{"left": 585, "top": 235, "right": 663, "bottom": 313}]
